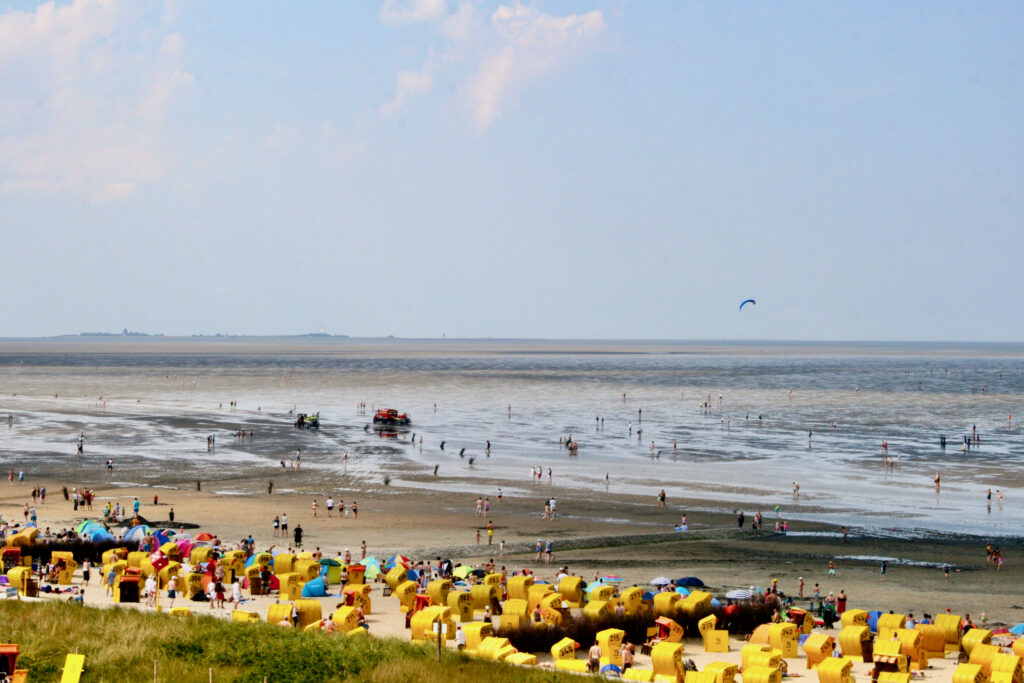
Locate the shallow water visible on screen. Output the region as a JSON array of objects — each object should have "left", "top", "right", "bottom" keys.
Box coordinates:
[{"left": 1, "top": 340, "right": 1022, "bottom": 537}]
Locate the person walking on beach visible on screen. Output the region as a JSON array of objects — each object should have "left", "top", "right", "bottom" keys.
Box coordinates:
[
  {"left": 658, "top": 489, "right": 666, "bottom": 508},
  {"left": 737, "top": 511, "right": 745, "bottom": 528},
  {"left": 828, "top": 560, "right": 836, "bottom": 576},
  {"left": 273, "top": 516, "right": 280, "bottom": 537},
  {"left": 841, "top": 527, "right": 849, "bottom": 543},
  {"left": 880, "top": 560, "right": 887, "bottom": 581},
  {"left": 293, "top": 524, "right": 303, "bottom": 548},
  {"left": 326, "top": 497, "right": 334, "bottom": 517},
  {"left": 487, "top": 521, "right": 494, "bottom": 545}
]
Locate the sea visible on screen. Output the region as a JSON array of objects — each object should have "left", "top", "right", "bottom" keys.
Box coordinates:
[{"left": 1, "top": 338, "right": 1022, "bottom": 538}]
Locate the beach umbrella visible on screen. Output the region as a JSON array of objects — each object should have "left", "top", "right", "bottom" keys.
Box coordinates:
[
  {"left": 601, "top": 575, "right": 623, "bottom": 583},
  {"left": 452, "top": 566, "right": 473, "bottom": 579},
  {"left": 195, "top": 532, "right": 215, "bottom": 541},
  {"left": 407, "top": 569, "right": 420, "bottom": 581},
  {"left": 123, "top": 525, "right": 151, "bottom": 544},
  {"left": 675, "top": 577, "right": 704, "bottom": 587},
  {"left": 319, "top": 558, "right": 341, "bottom": 567},
  {"left": 650, "top": 577, "right": 673, "bottom": 586},
  {"left": 469, "top": 568, "right": 487, "bottom": 578},
  {"left": 674, "top": 586, "right": 690, "bottom": 596},
  {"left": 725, "top": 589, "right": 752, "bottom": 600},
  {"left": 600, "top": 664, "right": 622, "bottom": 676},
  {"left": 1009, "top": 624, "right": 1024, "bottom": 635},
  {"left": 364, "top": 565, "right": 381, "bottom": 579},
  {"left": 384, "top": 554, "right": 410, "bottom": 570},
  {"left": 153, "top": 531, "right": 171, "bottom": 546}
]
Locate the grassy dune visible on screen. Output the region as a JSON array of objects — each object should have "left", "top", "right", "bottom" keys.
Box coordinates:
[{"left": 0, "top": 601, "right": 574, "bottom": 683}]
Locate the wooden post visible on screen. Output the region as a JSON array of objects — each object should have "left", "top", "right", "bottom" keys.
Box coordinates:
[{"left": 153, "top": 660, "right": 158, "bottom": 683}]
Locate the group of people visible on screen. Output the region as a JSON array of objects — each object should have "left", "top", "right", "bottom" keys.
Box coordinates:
[{"left": 311, "top": 497, "right": 358, "bottom": 518}]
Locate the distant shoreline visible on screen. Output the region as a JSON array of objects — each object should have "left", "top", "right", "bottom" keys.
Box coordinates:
[{"left": 1, "top": 336, "right": 1023, "bottom": 357}]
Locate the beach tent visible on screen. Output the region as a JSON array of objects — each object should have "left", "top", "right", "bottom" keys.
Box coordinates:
[
  {"left": 675, "top": 577, "right": 705, "bottom": 587},
  {"left": 1008, "top": 624, "right": 1024, "bottom": 635},
  {"left": 123, "top": 525, "right": 151, "bottom": 544},
  {"left": 301, "top": 578, "right": 328, "bottom": 598},
  {"left": 153, "top": 531, "right": 172, "bottom": 546},
  {"left": 453, "top": 566, "right": 473, "bottom": 580},
  {"left": 867, "top": 611, "right": 882, "bottom": 633},
  {"left": 90, "top": 529, "right": 115, "bottom": 543},
  {"left": 651, "top": 577, "right": 673, "bottom": 586}
]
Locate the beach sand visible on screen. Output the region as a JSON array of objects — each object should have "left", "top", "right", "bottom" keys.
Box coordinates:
[{"left": 4, "top": 477, "right": 1021, "bottom": 630}]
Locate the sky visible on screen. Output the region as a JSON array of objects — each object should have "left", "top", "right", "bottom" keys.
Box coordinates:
[{"left": 0, "top": 1, "right": 1021, "bottom": 341}]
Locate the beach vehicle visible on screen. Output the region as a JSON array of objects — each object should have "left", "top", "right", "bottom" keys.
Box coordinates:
[
  {"left": 373, "top": 409, "right": 410, "bottom": 427},
  {"left": 294, "top": 413, "right": 319, "bottom": 429}
]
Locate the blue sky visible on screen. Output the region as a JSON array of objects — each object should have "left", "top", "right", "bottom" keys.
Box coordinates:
[{"left": 0, "top": 1, "right": 1021, "bottom": 340}]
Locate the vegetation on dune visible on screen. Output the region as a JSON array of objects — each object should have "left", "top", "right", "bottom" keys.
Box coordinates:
[{"left": 0, "top": 601, "right": 577, "bottom": 683}]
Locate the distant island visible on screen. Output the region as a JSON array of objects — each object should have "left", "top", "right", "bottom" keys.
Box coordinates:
[{"left": 75, "top": 330, "right": 348, "bottom": 339}]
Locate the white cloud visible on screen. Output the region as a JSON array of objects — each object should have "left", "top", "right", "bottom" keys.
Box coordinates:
[
  {"left": 467, "top": 3, "right": 605, "bottom": 130},
  {"left": 379, "top": 1, "right": 605, "bottom": 130},
  {"left": 91, "top": 181, "right": 137, "bottom": 203},
  {"left": 380, "top": 64, "right": 435, "bottom": 117},
  {"left": 263, "top": 125, "right": 300, "bottom": 152},
  {"left": 380, "top": 0, "right": 447, "bottom": 25},
  {"left": 0, "top": 0, "right": 193, "bottom": 202}
]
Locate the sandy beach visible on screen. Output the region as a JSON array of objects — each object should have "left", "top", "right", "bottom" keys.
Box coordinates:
[{"left": 4, "top": 476, "right": 1021, "bottom": 630}]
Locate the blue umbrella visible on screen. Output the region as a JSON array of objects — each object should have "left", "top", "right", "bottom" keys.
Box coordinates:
[
  {"left": 675, "top": 577, "right": 705, "bottom": 587},
  {"left": 601, "top": 664, "right": 622, "bottom": 676},
  {"left": 1009, "top": 624, "right": 1024, "bottom": 635},
  {"left": 674, "top": 586, "right": 690, "bottom": 596}
]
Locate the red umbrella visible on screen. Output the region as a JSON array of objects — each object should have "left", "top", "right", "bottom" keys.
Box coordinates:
[{"left": 195, "top": 532, "right": 215, "bottom": 541}]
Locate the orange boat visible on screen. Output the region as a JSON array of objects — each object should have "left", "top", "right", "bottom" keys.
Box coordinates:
[{"left": 373, "top": 409, "right": 410, "bottom": 426}]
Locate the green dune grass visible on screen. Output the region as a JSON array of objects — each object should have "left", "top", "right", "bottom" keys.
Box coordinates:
[{"left": 0, "top": 601, "right": 574, "bottom": 683}]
